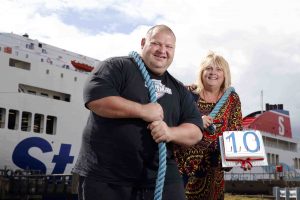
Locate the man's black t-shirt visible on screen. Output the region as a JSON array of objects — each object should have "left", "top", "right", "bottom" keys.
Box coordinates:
[{"left": 73, "top": 56, "right": 202, "bottom": 187}]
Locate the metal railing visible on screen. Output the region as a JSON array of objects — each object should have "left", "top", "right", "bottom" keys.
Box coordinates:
[{"left": 273, "top": 187, "right": 300, "bottom": 200}]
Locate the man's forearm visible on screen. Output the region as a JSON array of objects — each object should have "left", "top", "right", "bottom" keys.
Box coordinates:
[
  {"left": 169, "top": 123, "right": 203, "bottom": 146},
  {"left": 86, "top": 96, "right": 163, "bottom": 122}
]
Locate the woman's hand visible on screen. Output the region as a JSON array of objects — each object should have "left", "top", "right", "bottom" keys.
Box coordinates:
[
  {"left": 201, "top": 115, "right": 213, "bottom": 129},
  {"left": 186, "top": 84, "right": 197, "bottom": 91}
]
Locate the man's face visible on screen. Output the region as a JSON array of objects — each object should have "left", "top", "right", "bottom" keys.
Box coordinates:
[{"left": 141, "top": 28, "right": 176, "bottom": 76}]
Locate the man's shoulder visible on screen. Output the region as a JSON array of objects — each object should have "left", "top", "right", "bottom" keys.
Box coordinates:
[
  {"left": 166, "top": 73, "right": 192, "bottom": 99},
  {"left": 165, "top": 71, "right": 185, "bottom": 88}
]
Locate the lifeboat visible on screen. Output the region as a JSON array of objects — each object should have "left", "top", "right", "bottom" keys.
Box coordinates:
[
  {"left": 4, "top": 47, "right": 12, "bottom": 54},
  {"left": 71, "top": 60, "right": 94, "bottom": 72}
]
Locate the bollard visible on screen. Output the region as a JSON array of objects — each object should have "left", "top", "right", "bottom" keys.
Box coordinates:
[
  {"left": 274, "top": 187, "right": 300, "bottom": 200},
  {"left": 296, "top": 187, "right": 300, "bottom": 200},
  {"left": 285, "top": 188, "right": 290, "bottom": 200},
  {"left": 273, "top": 186, "right": 280, "bottom": 200}
]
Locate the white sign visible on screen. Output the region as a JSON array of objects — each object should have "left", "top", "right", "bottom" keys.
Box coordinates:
[{"left": 219, "top": 130, "right": 268, "bottom": 168}]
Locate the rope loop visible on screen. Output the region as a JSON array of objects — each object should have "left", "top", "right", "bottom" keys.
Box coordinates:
[{"left": 129, "top": 51, "right": 166, "bottom": 200}]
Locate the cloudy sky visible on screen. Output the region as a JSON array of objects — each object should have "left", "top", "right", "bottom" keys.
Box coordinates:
[{"left": 1, "top": 0, "right": 300, "bottom": 138}]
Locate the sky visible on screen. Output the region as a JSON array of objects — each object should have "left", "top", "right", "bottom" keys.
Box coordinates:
[{"left": 1, "top": 0, "right": 300, "bottom": 138}]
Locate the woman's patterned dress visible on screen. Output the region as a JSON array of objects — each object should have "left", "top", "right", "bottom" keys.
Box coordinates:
[{"left": 174, "top": 91, "right": 243, "bottom": 200}]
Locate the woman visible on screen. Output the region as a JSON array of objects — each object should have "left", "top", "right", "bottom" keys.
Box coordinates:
[{"left": 174, "top": 51, "right": 243, "bottom": 200}]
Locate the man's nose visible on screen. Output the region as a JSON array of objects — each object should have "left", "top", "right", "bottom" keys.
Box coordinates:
[{"left": 158, "top": 44, "right": 167, "bottom": 53}]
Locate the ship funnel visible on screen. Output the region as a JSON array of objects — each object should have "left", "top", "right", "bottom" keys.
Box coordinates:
[{"left": 23, "top": 33, "right": 29, "bottom": 38}]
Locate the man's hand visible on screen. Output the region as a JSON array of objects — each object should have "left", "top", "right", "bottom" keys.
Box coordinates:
[
  {"left": 147, "top": 120, "right": 171, "bottom": 143},
  {"left": 141, "top": 103, "right": 164, "bottom": 122}
]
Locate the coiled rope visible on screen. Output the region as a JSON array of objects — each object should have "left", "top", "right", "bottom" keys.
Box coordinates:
[
  {"left": 206, "top": 87, "right": 235, "bottom": 134},
  {"left": 129, "top": 51, "right": 166, "bottom": 200}
]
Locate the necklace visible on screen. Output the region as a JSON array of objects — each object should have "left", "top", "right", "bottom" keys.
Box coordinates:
[{"left": 201, "top": 90, "right": 223, "bottom": 103}]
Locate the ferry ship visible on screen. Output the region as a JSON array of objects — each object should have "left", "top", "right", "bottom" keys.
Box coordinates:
[{"left": 0, "top": 32, "right": 300, "bottom": 197}]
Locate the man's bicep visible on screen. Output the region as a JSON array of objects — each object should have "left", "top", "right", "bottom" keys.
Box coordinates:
[{"left": 83, "top": 61, "right": 122, "bottom": 105}]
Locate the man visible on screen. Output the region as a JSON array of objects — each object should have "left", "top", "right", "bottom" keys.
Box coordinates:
[{"left": 73, "top": 24, "right": 203, "bottom": 200}]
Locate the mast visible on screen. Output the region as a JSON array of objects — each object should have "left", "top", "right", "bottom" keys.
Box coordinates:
[{"left": 261, "top": 90, "right": 263, "bottom": 114}]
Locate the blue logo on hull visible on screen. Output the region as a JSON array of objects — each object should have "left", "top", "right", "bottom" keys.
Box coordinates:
[{"left": 12, "top": 137, "right": 74, "bottom": 174}]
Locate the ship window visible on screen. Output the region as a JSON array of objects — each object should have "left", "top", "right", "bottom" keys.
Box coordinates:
[
  {"left": 46, "top": 69, "right": 49, "bottom": 74},
  {"left": 28, "top": 90, "right": 36, "bottom": 95},
  {"left": 74, "top": 77, "right": 77, "bottom": 82},
  {"left": 19, "top": 84, "right": 71, "bottom": 103},
  {"left": 39, "top": 43, "right": 42, "bottom": 48},
  {"left": 15, "top": 51, "right": 19, "bottom": 56},
  {"left": 295, "top": 158, "right": 300, "bottom": 169},
  {"left": 0, "top": 107, "right": 6, "bottom": 128},
  {"left": 61, "top": 73, "right": 64, "bottom": 78},
  {"left": 42, "top": 49, "right": 47, "bottom": 54},
  {"left": 29, "top": 43, "right": 34, "bottom": 49},
  {"left": 9, "top": 58, "right": 31, "bottom": 70},
  {"left": 34, "top": 113, "right": 44, "bottom": 133},
  {"left": 21, "top": 111, "right": 32, "bottom": 132},
  {"left": 267, "top": 153, "right": 270, "bottom": 165},
  {"left": 26, "top": 54, "right": 29, "bottom": 58},
  {"left": 53, "top": 96, "right": 60, "bottom": 100},
  {"left": 46, "top": 115, "right": 57, "bottom": 135},
  {"left": 41, "top": 58, "right": 44, "bottom": 62},
  {"left": 271, "top": 154, "right": 275, "bottom": 165},
  {"left": 41, "top": 93, "right": 48, "bottom": 97},
  {"left": 8, "top": 109, "right": 19, "bottom": 130}
]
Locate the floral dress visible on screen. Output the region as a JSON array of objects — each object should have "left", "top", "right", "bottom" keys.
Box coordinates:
[{"left": 174, "top": 91, "right": 243, "bottom": 200}]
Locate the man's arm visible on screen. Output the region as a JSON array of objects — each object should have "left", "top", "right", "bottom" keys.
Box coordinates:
[
  {"left": 87, "top": 96, "right": 164, "bottom": 122},
  {"left": 148, "top": 121, "right": 203, "bottom": 146}
]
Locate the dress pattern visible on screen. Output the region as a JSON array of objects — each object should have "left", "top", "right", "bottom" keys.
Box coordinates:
[{"left": 174, "top": 91, "right": 243, "bottom": 200}]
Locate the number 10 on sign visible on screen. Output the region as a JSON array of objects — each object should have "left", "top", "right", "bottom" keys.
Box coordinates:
[{"left": 219, "top": 130, "right": 268, "bottom": 167}]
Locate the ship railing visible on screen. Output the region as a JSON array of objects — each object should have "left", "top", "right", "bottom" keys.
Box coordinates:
[
  {"left": 225, "top": 172, "right": 300, "bottom": 181},
  {"left": 0, "top": 169, "right": 76, "bottom": 197}
]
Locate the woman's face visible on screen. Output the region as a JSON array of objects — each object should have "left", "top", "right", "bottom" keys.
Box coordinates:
[{"left": 202, "top": 64, "right": 225, "bottom": 89}]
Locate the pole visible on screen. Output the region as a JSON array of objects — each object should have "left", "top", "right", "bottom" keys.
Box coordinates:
[{"left": 261, "top": 90, "right": 263, "bottom": 114}]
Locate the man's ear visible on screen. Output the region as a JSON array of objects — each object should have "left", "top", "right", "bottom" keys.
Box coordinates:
[{"left": 141, "top": 38, "right": 146, "bottom": 49}]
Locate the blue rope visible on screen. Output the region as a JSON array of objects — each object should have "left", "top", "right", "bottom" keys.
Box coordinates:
[
  {"left": 129, "top": 51, "right": 166, "bottom": 200},
  {"left": 206, "top": 87, "right": 235, "bottom": 134}
]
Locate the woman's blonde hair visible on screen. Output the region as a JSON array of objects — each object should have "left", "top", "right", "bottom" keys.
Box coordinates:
[{"left": 196, "top": 51, "right": 231, "bottom": 93}]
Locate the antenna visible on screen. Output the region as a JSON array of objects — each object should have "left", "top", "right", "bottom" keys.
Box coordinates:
[{"left": 260, "top": 90, "right": 263, "bottom": 114}]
